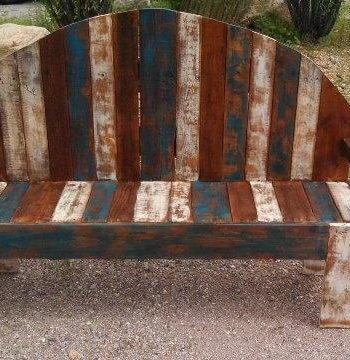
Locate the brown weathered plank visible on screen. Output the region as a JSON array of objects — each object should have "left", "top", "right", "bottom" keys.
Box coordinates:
[
  {"left": 199, "top": 17, "right": 227, "bottom": 181},
  {"left": 227, "top": 181, "right": 257, "bottom": 222},
  {"left": 273, "top": 181, "right": 315, "bottom": 222}
]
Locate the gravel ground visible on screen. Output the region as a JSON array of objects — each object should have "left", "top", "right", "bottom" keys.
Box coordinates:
[{"left": 1, "top": 259, "right": 350, "bottom": 359}]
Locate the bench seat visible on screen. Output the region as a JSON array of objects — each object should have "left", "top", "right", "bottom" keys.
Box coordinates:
[{"left": 0, "top": 180, "right": 347, "bottom": 260}]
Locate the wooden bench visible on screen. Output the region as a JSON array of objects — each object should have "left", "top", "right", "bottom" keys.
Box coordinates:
[{"left": 0, "top": 9, "right": 350, "bottom": 328}]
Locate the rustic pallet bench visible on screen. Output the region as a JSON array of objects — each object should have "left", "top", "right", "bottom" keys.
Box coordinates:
[{"left": 0, "top": 9, "right": 350, "bottom": 328}]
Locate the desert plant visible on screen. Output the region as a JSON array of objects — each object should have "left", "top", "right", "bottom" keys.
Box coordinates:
[{"left": 285, "top": 0, "right": 343, "bottom": 42}]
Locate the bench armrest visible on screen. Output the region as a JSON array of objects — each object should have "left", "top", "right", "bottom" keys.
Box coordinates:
[{"left": 341, "top": 137, "right": 350, "bottom": 162}]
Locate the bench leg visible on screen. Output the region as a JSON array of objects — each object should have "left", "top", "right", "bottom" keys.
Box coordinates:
[
  {"left": 320, "top": 224, "right": 350, "bottom": 328},
  {"left": 0, "top": 259, "right": 20, "bottom": 274},
  {"left": 302, "top": 260, "right": 325, "bottom": 275}
]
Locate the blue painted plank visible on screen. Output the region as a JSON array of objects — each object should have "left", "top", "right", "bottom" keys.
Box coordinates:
[
  {"left": 83, "top": 181, "right": 117, "bottom": 223},
  {"left": 0, "top": 183, "right": 29, "bottom": 223},
  {"left": 139, "top": 9, "right": 177, "bottom": 180},
  {"left": 303, "top": 181, "right": 342, "bottom": 222},
  {"left": 65, "top": 20, "right": 96, "bottom": 180},
  {"left": 223, "top": 26, "right": 252, "bottom": 180},
  {"left": 191, "top": 182, "right": 232, "bottom": 223}
]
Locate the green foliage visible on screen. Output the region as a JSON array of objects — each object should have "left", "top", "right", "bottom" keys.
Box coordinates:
[
  {"left": 251, "top": 10, "right": 300, "bottom": 45},
  {"left": 285, "top": 0, "right": 342, "bottom": 42}
]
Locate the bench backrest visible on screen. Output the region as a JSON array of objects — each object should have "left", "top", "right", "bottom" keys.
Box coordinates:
[{"left": 0, "top": 9, "right": 349, "bottom": 182}]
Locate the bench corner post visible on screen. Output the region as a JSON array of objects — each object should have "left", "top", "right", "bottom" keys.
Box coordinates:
[{"left": 0, "top": 259, "right": 20, "bottom": 274}]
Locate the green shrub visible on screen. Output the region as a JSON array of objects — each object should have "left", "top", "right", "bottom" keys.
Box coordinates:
[
  {"left": 285, "top": 0, "right": 342, "bottom": 42},
  {"left": 250, "top": 9, "right": 300, "bottom": 45}
]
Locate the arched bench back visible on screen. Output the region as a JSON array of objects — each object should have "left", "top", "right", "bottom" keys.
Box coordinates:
[{"left": 0, "top": 9, "right": 349, "bottom": 182}]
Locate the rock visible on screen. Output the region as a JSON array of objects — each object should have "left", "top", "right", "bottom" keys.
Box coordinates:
[
  {"left": 68, "top": 349, "right": 80, "bottom": 360},
  {"left": 0, "top": 259, "right": 20, "bottom": 274},
  {"left": 0, "top": 23, "right": 49, "bottom": 61}
]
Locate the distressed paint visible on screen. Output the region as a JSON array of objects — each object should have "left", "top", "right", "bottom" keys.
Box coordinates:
[
  {"left": 17, "top": 43, "right": 50, "bottom": 181},
  {"left": 175, "top": 12, "right": 200, "bottom": 181},
  {"left": 65, "top": 20, "right": 96, "bottom": 180},
  {"left": 250, "top": 181, "right": 283, "bottom": 222},
  {"left": 89, "top": 15, "right": 117, "bottom": 180},
  {"left": 133, "top": 181, "right": 171, "bottom": 222},
  {"left": 223, "top": 26, "right": 251, "bottom": 180},
  {"left": 245, "top": 34, "right": 276, "bottom": 180},
  {"left": 83, "top": 181, "right": 117, "bottom": 222},
  {"left": 267, "top": 44, "right": 300, "bottom": 180},
  {"left": 191, "top": 182, "right": 232, "bottom": 223},
  {"left": 0, "top": 54, "right": 28, "bottom": 180},
  {"left": 327, "top": 182, "right": 350, "bottom": 221},
  {"left": 291, "top": 57, "right": 322, "bottom": 179},
  {"left": 139, "top": 9, "right": 177, "bottom": 180},
  {"left": 320, "top": 223, "right": 350, "bottom": 328},
  {"left": 169, "top": 181, "right": 192, "bottom": 223},
  {"left": 0, "top": 182, "right": 29, "bottom": 223},
  {"left": 52, "top": 181, "right": 92, "bottom": 223}
]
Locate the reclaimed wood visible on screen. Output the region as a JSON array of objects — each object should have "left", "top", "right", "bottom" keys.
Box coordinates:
[
  {"left": 83, "top": 181, "right": 117, "bottom": 223},
  {"left": 291, "top": 57, "right": 322, "bottom": 180},
  {"left": 89, "top": 15, "right": 117, "bottom": 180},
  {"left": 245, "top": 34, "right": 276, "bottom": 180},
  {"left": 65, "top": 20, "right": 96, "bottom": 180},
  {"left": 313, "top": 76, "right": 350, "bottom": 181},
  {"left": 223, "top": 27, "right": 251, "bottom": 180},
  {"left": 17, "top": 43, "right": 50, "bottom": 181},
  {"left": 0, "top": 107, "right": 7, "bottom": 181},
  {"left": 321, "top": 223, "right": 350, "bottom": 328},
  {"left": 169, "top": 181, "right": 192, "bottom": 223},
  {"left": 227, "top": 181, "right": 257, "bottom": 222},
  {"left": 0, "top": 182, "right": 29, "bottom": 222},
  {"left": 273, "top": 181, "right": 315, "bottom": 222},
  {"left": 51, "top": 181, "right": 92, "bottom": 223},
  {"left": 140, "top": 9, "right": 177, "bottom": 180},
  {"left": 175, "top": 12, "right": 200, "bottom": 181},
  {"left": 327, "top": 182, "right": 350, "bottom": 221},
  {"left": 192, "top": 182, "right": 231, "bottom": 223},
  {"left": 0, "top": 223, "right": 328, "bottom": 260},
  {"left": 12, "top": 182, "right": 65, "bottom": 223},
  {"left": 199, "top": 17, "right": 227, "bottom": 181},
  {"left": 303, "top": 181, "right": 342, "bottom": 222},
  {"left": 40, "top": 29, "right": 73, "bottom": 181},
  {"left": 113, "top": 11, "right": 140, "bottom": 181},
  {"left": 0, "top": 54, "right": 28, "bottom": 181},
  {"left": 267, "top": 44, "right": 300, "bottom": 180},
  {"left": 340, "top": 137, "right": 350, "bottom": 162},
  {"left": 302, "top": 260, "right": 325, "bottom": 275},
  {"left": 133, "top": 182, "right": 171, "bottom": 222},
  {"left": 250, "top": 181, "right": 283, "bottom": 222}
]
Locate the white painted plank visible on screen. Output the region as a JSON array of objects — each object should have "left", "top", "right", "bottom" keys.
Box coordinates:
[
  {"left": 133, "top": 182, "right": 171, "bottom": 222},
  {"left": 17, "top": 43, "right": 50, "bottom": 180},
  {"left": 250, "top": 181, "right": 283, "bottom": 222},
  {"left": 51, "top": 181, "right": 92, "bottom": 223},
  {"left": 327, "top": 182, "right": 350, "bottom": 221},
  {"left": 89, "top": 15, "right": 117, "bottom": 180},
  {"left": 0, "top": 54, "right": 28, "bottom": 180},
  {"left": 175, "top": 13, "right": 200, "bottom": 181},
  {"left": 169, "top": 181, "right": 191, "bottom": 223},
  {"left": 291, "top": 57, "right": 322, "bottom": 180},
  {"left": 245, "top": 34, "right": 276, "bottom": 180},
  {"left": 320, "top": 223, "right": 350, "bottom": 328}
]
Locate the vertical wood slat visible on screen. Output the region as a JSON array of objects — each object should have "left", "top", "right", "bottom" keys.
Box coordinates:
[
  {"left": 245, "top": 34, "right": 276, "bottom": 180},
  {"left": 199, "top": 17, "right": 227, "bottom": 181},
  {"left": 223, "top": 26, "right": 251, "bottom": 180},
  {"left": 0, "top": 108, "right": 7, "bottom": 181},
  {"left": 52, "top": 181, "right": 92, "bottom": 223},
  {"left": 267, "top": 44, "right": 301, "bottom": 180},
  {"left": 133, "top": 181, "right": 171, "bottom": 222},
  {"left": 250, "top": 181, "right": 283, "bottom": 222},
  {"left": 140, "top": 9, "right": 177, "bottom": 180},
  {"left": 291, "top": 57, "right": 322, "bottom": 180},
  {"left": 169, "top": 181, "right": 192, "bottom": 223},
  {"left": 327, "top": 182, "right": 350, "bottom": 222},
  {"left": 65, "top": 20, "right": 96, "bottom": 180},
  {"left": 89, "top": 15, "right": 117, "bottom": 180},
  {"left": 175, "top": 12, "right": 201, "bottom": 181},
  {"left": 40, "top": 29, "right": 73, "bottom": 181},
  {"left": 313, "top": 76, "right": 350, "bottom": 181},
  {"left": 0, "top": 54, "right": 28, "bottom": 181},
  {"left": 17, "top": 43, "right": 50, "bottom": 181},
  {"left": 114, "top": 11, "right": 140, "bottom": 181}
]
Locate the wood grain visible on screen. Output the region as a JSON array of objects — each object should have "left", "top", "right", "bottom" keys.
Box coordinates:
[
  {"left": 0, "top": 182, "right": 29, "bottom": 222},
  {"left": 327, "top": 182, "right": 350, "bottom": 222},
  {"left": 169, "top": 181, "right": 192, "bottom": 223}
]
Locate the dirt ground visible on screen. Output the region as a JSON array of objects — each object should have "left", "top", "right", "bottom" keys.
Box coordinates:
[{"left": 1, "top": 259, "right": 350, "bottom": 359}]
